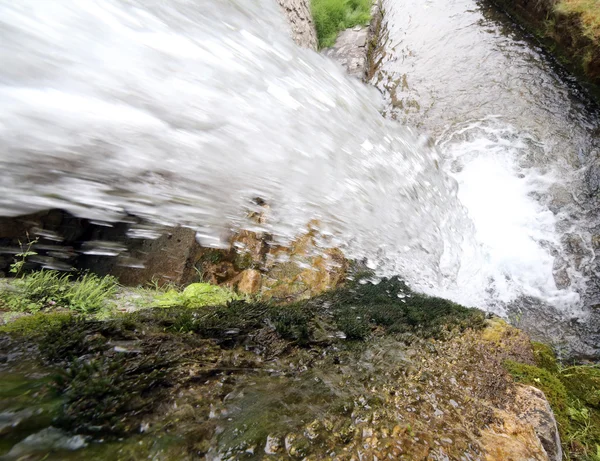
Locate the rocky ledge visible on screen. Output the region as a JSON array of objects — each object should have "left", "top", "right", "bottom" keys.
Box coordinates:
[{"left": 0, "top": 277, "right": 570, "bottom": 460}]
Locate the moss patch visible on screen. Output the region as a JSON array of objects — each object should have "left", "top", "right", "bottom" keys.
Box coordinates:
[
  {"left": 155, "top": 282, "right": 239, "bottom": 308},
  {"left": 0, "top": 311, "right": 75, "bottom": 337},
  {"left": 532, "top": 341, "right": 560, "bottom": 373}
]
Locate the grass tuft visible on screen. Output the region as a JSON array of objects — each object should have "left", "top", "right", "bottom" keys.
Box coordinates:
[{"left": 0, "top": 270, "right": 118, "bottom": 314}]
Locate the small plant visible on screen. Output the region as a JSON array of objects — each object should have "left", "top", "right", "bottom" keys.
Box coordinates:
[
  {"left": 0, "top": 270, "right": 118, "bottom": 314},
  {"left": 9, "top": 234, "right": 39, "bottom": 276},
  {"left": 69, "top": 273, "right": 119, "bottom": 313}
]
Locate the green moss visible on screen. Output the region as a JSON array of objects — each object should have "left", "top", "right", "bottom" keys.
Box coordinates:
[
  {"left": 505, "top": 354, "right": 600, "bottom": 460},
  {"left": 270, "top": 304, "right": 311, "bottom": 343},
  {"left": 155, "top": 282, "right": 239, "bottom": 308},
  {"left": 335, "top": 311, "right": 371, "bottom": 340},
  {"left": 327, "top": 277, "right": 485, "bottom": 339},
  {"left": 0, "top": 311, "right": 75, "bottom": 336},
  {"left": 311, "top": 0, "right": 371, "bottom": 48},
  {"left": 55, "top": 354, "right": 172, "bottom": 436},
  {"left": 532, "top": 341, "right": 559, "bottom": 373}
]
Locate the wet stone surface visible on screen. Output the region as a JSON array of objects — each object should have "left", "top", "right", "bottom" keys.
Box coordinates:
[{"left": 0, "top": 278, "right": 557, "bottom": 460}]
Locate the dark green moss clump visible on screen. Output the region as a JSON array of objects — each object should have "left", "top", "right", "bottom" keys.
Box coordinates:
[
  {"left": 55, "top": 353, "right": 172, "bottom": 435},
  {"left": 326, "top": 277, "right": 486, "bottom": 340},
  {"left": 145, "top": 277, "right": 485, "bottom": 344}
]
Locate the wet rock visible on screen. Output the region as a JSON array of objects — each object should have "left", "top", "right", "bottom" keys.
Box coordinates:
[
  {"left": 5, "top": 427, "right": 87, "bottom": 459},
  {"left": 514, "top": 385, "right": 562, "bottom": 461},
  {"left": 109, "top": 226, "right": 201, "bottom": 286},
  {"left": 323, "top": 27, "right": 370, "bottom": 78},
  {"left": 236, "top": 269, "right": 262, "bottom": 295},
  {"left": 585, "top": 163, "right": 600, "bottom": 196},
  {"left": 480, "top": 410, "right": 549, "bottom": 461},
  {"left": 264, "top": 434, "right": 282, "bottom": 454}
]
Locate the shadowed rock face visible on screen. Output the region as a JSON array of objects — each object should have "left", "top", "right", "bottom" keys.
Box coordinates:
[{"left": 0, "top": 210, "right": 347, "bottom": 302}]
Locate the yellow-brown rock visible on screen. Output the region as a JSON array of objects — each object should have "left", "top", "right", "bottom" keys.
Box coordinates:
[{"left": 236, "top": 269, "right": 262, "bottom": 294}]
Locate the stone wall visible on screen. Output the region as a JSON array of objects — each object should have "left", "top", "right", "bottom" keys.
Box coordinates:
[{"left": 276, "top": 0, "right": 318, "bottom": 50}]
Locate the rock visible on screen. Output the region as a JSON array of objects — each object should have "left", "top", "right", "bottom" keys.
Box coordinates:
[
  {"left": 480, "top": 409, "right": 550, "bottom": 461},
  {"left": 264, "top": 434, "right": 282, "bottom": 454},
  {"left": 262, "top": 227, "right": 348, "bottom": 301},
  {"left": 237, "top": 269, "right": 262, "bottom": 294},
  {"left": 6, "top": 427, "right": 87, "bottom": 459},
  {"left": 513, "top": 385, "right": 563, "bottom": 461},
  {"left": 110, "top": 226, "right": 201, "bottom": 286},
  {"left": 322, "top": 27, "right": 370, "bottom": 78},
  {"left": 276, "top": 0, "right": 318, "bottom": 50}
]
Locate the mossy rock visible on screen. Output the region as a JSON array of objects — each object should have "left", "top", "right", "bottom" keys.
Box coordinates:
[
  {"left": 155, "top": 283, "right": 239, "bottom": 308},
  {"left": 0, "top": 311, "right": 75, "bottom": 337},
  {"left": 504, "top": 360, "right": 570, "bottom": 433}
]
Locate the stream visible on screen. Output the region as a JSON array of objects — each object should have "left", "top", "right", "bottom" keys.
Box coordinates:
[{"left": 373, "top": 0, "right": 600, "bottom": 356}]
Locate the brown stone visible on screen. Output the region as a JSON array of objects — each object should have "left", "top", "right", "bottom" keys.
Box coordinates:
[
  {"left": 480, "top": 410, "right": 549, "bottom": 461},
  {"left": 237, "top": 269, "right": 262, "bottom": 294}
]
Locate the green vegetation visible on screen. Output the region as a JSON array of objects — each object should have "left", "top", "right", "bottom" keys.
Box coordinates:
[
  {"left": 311, "top": 0, "right": 371, "bottom": 48},
  {"left": 555, "top": 0, "right": 600, "bottom": 40},
  {"left": 0, "top": 275, "right": 531, "bottom": 460},
  {"left": 9, "top": 235, "right": 38, "bottom": 276},
  {"left": 0, "top": 311, "right": 75, "bottom": 336},
  {"left": 154, "top": 282, "right": 240, "bottom": 308},
  {"left": 505, "top": 345, "right": 600, "bottom": 460},
  {"left": 0, "top": 270, "right": 118, "bottom": 314},
  {"left": 143, "top": 277, "right": 484, "bottom": 342}
]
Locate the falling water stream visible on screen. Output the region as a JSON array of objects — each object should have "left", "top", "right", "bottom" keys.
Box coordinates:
[
  {"left": 1, "top": 0, "right": 599, "bottom": 355},
  {"left": 373, "top": 0, "right": 600, "bottom": 355}
]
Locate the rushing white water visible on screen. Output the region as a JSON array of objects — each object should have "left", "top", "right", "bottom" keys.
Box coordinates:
[
  {"left": 437, "top": 118, "right": 581, "bottom": 311},
  {"left": 0, "top": 0, "right": 583, "bottom": 313}
]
